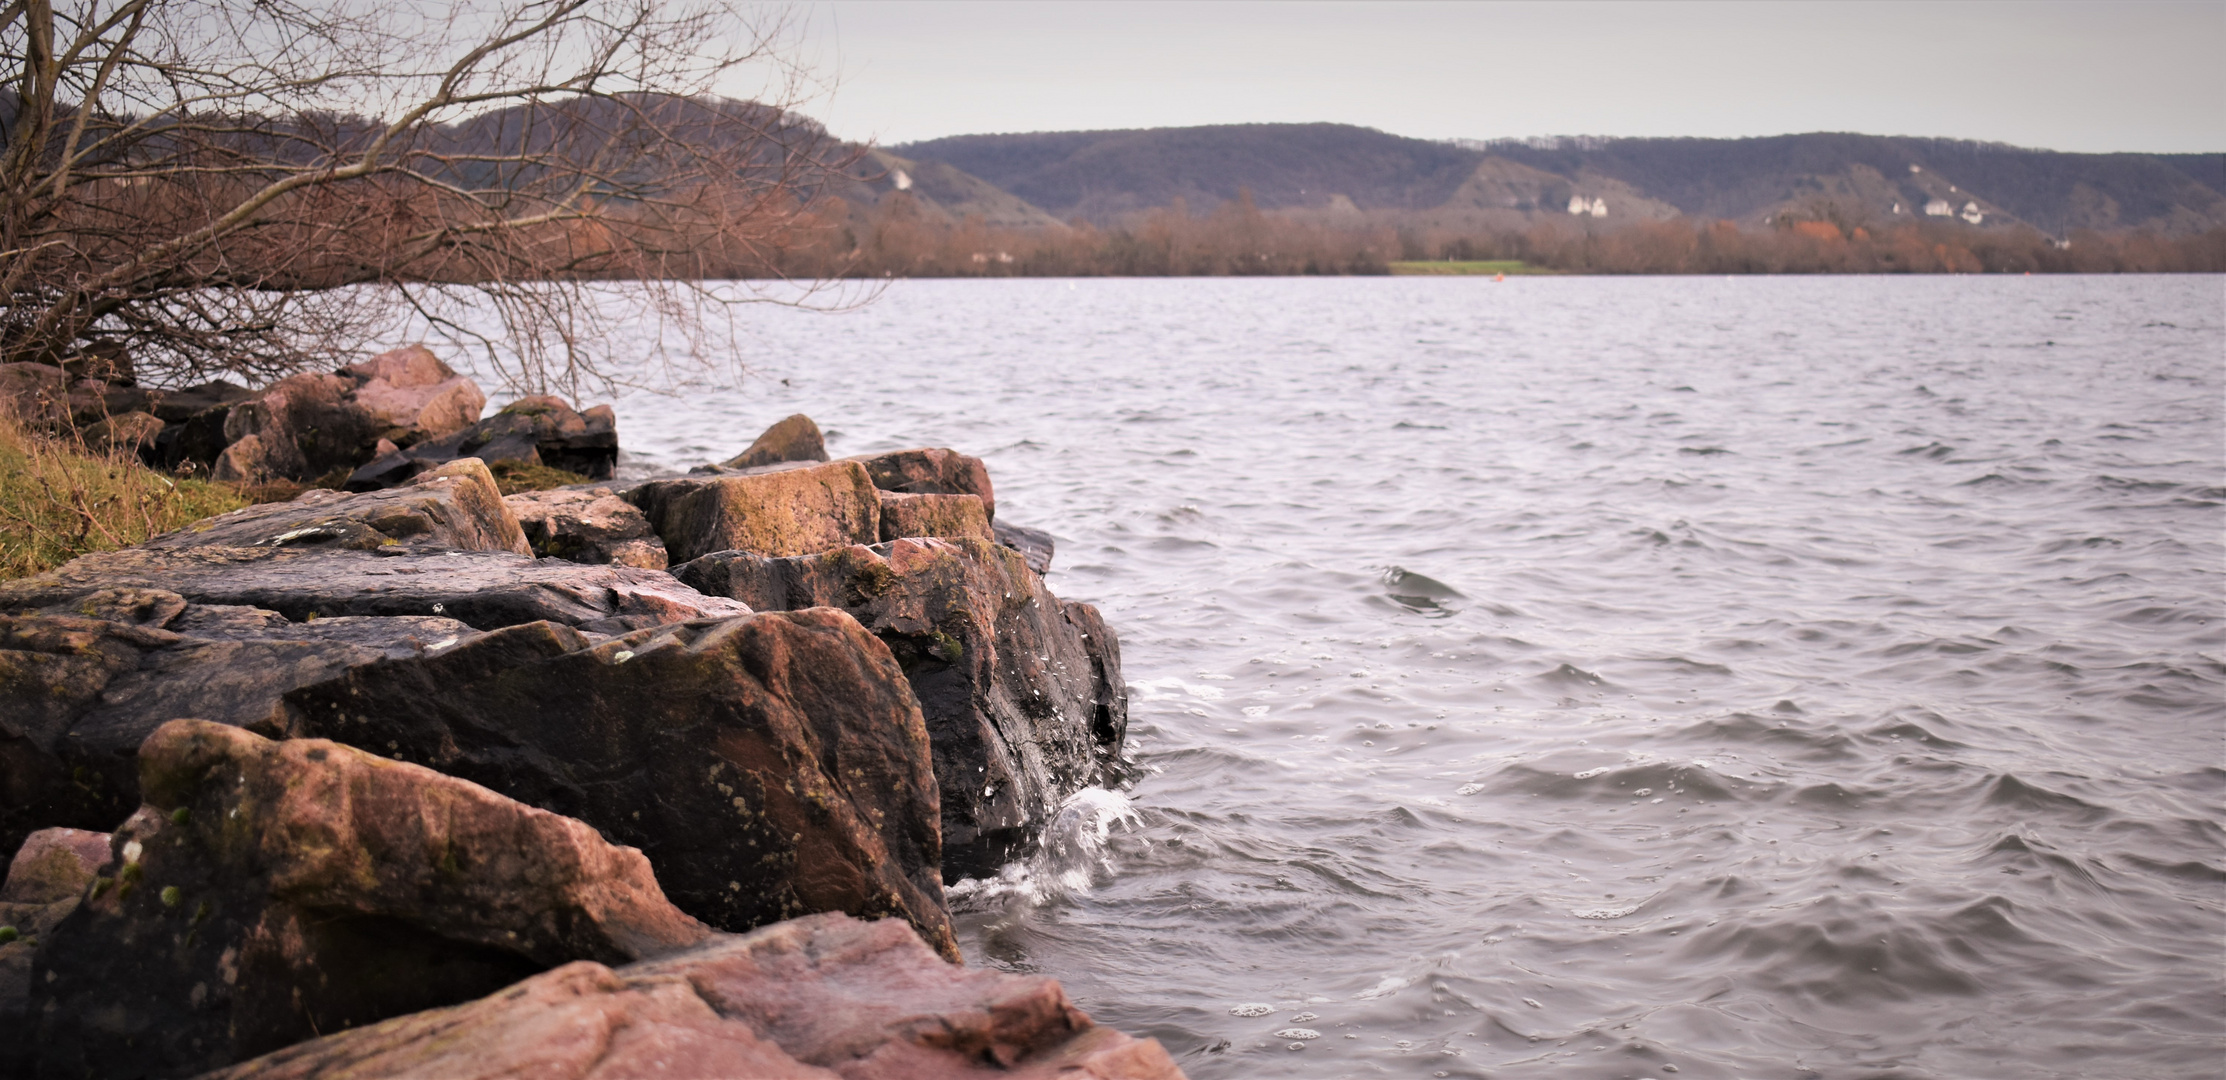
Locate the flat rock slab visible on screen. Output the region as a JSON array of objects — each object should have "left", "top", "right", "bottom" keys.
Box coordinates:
[
  {"left": 203, "top": 913, "right": 1185, "bottom": 1080},
  {"left": 625, "top": 459, "right": 882, "bottom": 563},
  {"left": 0, "top": 594, "right": 476, "bottom": 869},
  {"left": 286, "top": 610, "right": 955, "bottom": 959},
  {"left": 29, "top": 720, "right": 712, "bottom": 1079},
  {"left": 675, "top": 538, "right": 1127, "bottom": 878},
  {"left": 0, "top": 545, "right": 746, "bottom": 635},
  {"left": 145, "top": 457, "right": 529, "bottom": 555}
]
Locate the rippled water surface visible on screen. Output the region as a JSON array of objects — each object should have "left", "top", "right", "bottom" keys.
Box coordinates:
[{"left": 597, "top": 276, "right": 2222, "bottom": 1079}]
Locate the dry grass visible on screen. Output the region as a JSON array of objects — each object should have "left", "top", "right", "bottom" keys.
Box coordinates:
[{"left": 0, "top": 415, "right": 247, "bottom": 580}]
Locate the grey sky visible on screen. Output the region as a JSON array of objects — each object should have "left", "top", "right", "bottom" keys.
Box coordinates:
[{"left": 782, "top": 1, "right": 2224, "bottom": 153}]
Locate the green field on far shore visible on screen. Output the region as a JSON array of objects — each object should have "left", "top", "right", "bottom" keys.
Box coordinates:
[{"left": 1387, "top": 260, "right": 1551, "bottom": 276}]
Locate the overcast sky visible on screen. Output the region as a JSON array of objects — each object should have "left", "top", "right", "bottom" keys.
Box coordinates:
[{"left": 778, "top": 1, "right": 2224, "bottom": 153}]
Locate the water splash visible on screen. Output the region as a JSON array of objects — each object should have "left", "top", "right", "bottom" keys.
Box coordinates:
[{"left": 946, "top": 787, "right": 1140, "bottom": 909}]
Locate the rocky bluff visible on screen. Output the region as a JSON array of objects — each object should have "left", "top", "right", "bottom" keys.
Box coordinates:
[{"left": 0, "top": 353, "right": 1173, "bottom": 1079}]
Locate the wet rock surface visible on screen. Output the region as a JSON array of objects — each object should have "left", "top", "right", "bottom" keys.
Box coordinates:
[
  {"left": 143, "top": 457, "right": 530, "bottom": 555},
  {"left": 349, "top": 394, "right": 619, "bottom": 488},
  {"left": 724, "top": 412, "right": 831, "bottom": 469},
  {"left": 992, "top": 521, "right": 1057, "bottom": 575},
  {"left": 0, "top": 545, "right": 744, "bottom": 635},
  {"left": 674, "top": 538, "right": 1127, "bottom": 878},
  {"left": 202, "top": 913, "right": 1184, "bottom": 1080},
  {"left": 285, "top": 609, "right": 956, "bottom": 958},
  {"left": 28, "top": 720, "right": 712, "bottom": 1079},
  {"left": 506, "top": 486, "right": 669, "bottom": 569},
  {"left": 625, "top": 459, "right": 883, "bottom": 562}
]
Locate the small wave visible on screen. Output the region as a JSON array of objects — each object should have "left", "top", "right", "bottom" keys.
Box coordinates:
[{"left": 945, "top": 787, "right": 1139, "bottom": 909}]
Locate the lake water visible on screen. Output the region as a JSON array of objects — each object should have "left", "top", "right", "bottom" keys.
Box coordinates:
[{"left": 589, "top": 275, "right": 2221, "bottom": 1079}]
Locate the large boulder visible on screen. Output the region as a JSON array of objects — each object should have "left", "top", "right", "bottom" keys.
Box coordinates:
[
  {"left": 348, "top": 394, "right": 619, "bottom": 489},
  {"left": 845, "top": 447, "right": 997, "bottom": 521},
  {"left": 879, "top": 491, "right": 993, "bottom": 543},
  {"left": 145, "top": 457, "right": 531, "bottom": 555},
  {"left": 341, "top": 343, "right": 485, "bottom": 440},
  {"left": 624, "top": 459, "right": 883, "bottom": 563},
  {"left": 284, "top": 610, "right": 956, "bottom": 958},
  {"left": 674, "top": 538, "right": 1127, "bottom": 877},
  {"left": 202, "top": 913, "right": 1185, "bottom": 1080},
  {"left": 0, "top": 591, "right": 476, "bottom": 861},
  {"left": 208, "top": 345, "right": 486, "bottom": 483},
  {"left": 27, "top": 720, "right": 713, "bottom": 1079},
  {"left": 506, "top": 486, "right": 669, "bottom": 569},
  {"left": 0, "top": 546, "right": 746, "bottom": 635},
  {"left": 723, "top": 412, "right": 830, "bottom": 469}
]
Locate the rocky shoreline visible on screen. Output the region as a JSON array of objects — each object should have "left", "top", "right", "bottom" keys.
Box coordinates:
[{"left": 0, "top": 349, "right": 1180, "bottom": 1078}]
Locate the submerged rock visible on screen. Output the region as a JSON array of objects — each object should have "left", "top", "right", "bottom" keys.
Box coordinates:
[
  {"left": 28, "top": 720, "right": 712, "bottom": 1078},
  {"left": 0, "top": 545, "right": 745, "bottom": 635},
  {"left": 348, "top": 394, "right": 619, "bottom": 489},
  {"left": 202, "top": 912, "right": 1185, "bottom": 1080},
  {"left": 285, "top": 609, "right": 955, "bottom": 957},
  {"left": 505, "top": 486, "right": 669, "bottom": 568},
  {"left": 625, "top": 459, "right": 883, "bottom": 563},
  {"left": 674, "top": 538, "right": 1127, "bottom": 877},
  {"left": 724, "top": 412, "right": 831, "bottom": 469},
  {"left": 145, "top": 457, "right": 530, "bottom": 555}
]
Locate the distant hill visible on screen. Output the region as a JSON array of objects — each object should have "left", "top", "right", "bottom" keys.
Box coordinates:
[{"left": 896, "top": 125, "right": 2226, "bottom": 237}]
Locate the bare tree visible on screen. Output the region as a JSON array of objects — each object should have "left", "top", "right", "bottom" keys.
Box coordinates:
[{"left": 0, "top": 0, "right": 863, "bottom": 398}]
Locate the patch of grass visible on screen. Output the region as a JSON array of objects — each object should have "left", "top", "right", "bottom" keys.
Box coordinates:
[
  {"left": 489, "top": 459, "right": 590, "bottom": 495},
  {"left": 0, "top": 415, "right": 247, "bottom": 580},
  {"left": 1387, "top": 260, "right": 1551, "bottom": 276}
]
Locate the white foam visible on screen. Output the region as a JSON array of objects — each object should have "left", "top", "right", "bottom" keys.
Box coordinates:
[
  {"left": 1574, "top": 766, "right": 1611, "bottom": 779},
  {"left": 944, "top": 787, "right": 1139, "bottom": 909},
  {"left": 1571, "top": 904, "right": 1641, "bottom": 920},
  {"left": 1230, "top": 1003, "right": 1275, "bottom": 1017},
  {"left": 1275, "top": 1028, "right": 1323, "bottom": 1040},
  {"left": 1355, "top": 975, "right": 1413, "bottom": 1000}
]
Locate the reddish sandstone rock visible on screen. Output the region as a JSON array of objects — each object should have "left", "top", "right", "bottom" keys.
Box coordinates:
[
  {"left": 342, "top": 343, "right": 486, "bottom": 440},
  {"left": 674, "top": 538, "right": 1128, "bottom": 877},
  {"left": 211, "top": 347, "right": 487, "bottom": 483},
  {"left": 0, "top": 828, "right": 111, "bottom": 1037},
  {"left": 506, "top": 486, "right": 669, "bottom": 569},
  {"left": 624, "top": 459, "right": 883, "bottom": 562},
  {"left": 879, "top": 490, "right": 994, "bottom": 543},
  {"left": 349, "top": 394, "right": 619, "bottom": 488},
  {"left": 284, "top": 609, "right": 955, "bottom": 958},
  {"left": 845, "top": 447, "right": 997, "bottom": 520},
  {"left": 203, "top": 913, "right": 1186, "bottom": 1080},
  {"left": 27, "top": 720, "right": 713, "bottom": 1079},
  {"left": 146, "top": 457, "right": 531, "bottom": 555},
  {"left": 724, "top": 412, "right": 831, "bottom": 469}
]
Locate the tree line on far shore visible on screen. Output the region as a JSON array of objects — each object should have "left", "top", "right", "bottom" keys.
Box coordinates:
[{"left": 754, "top": 190, "right": 2226, "bottom": 278}]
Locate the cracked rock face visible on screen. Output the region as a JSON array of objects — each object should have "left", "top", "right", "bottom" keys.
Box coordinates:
[
  {"left": 0, "top": 545, "right": 745, "bottom": 635},
  {"left": 201, "top": 912, "right": 1187, "bottom": 1080},
  {"left": 674, "top": 538, "right": 1127, "bottom": 879},
  {"left": 505, "top": 486, "right": 669, "bottom": 569},
  {"left": 27, "top": 720, "right": 712, "bottom": 1079},
  {"left": 0, "top": 596, "right": 474, "bottom": 860},
  {"left": 844, "top": 447, "right": 997, "bottom": 521},
  {"left": 284, "top": 609, "right": 956, "bottom": 959}
]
